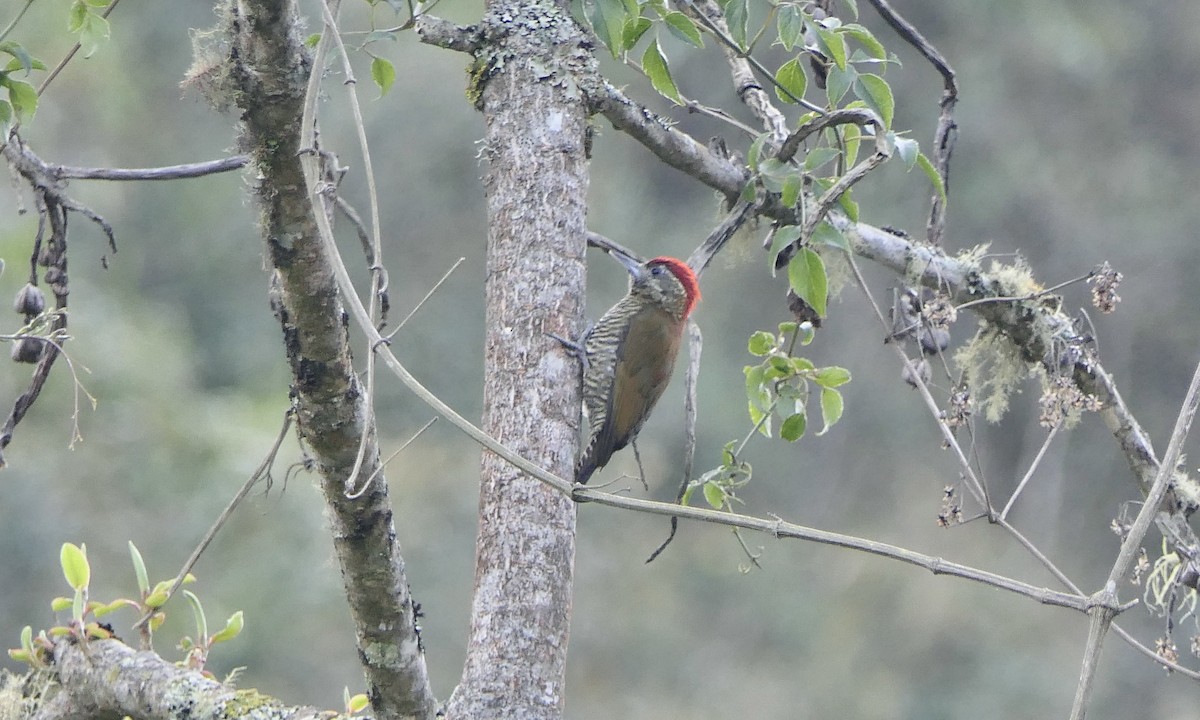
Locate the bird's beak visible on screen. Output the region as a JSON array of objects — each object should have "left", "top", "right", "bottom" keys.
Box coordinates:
[{"left": 611, "top": 251, "right": 646, "bottom": 282}]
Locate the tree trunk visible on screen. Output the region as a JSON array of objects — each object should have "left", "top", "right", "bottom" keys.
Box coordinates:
[{"left": 446, "top": 1, "right": 592, "bottom": 717}]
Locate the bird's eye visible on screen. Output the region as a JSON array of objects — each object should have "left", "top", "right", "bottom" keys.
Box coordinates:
[{"left": 650, "top": 265, "right": 664, "bottom": 276}]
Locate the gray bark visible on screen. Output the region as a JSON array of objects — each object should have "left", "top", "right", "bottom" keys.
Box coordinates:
[
  {"left": 223, "top": 1, "right": 436, "bottom": 718},
  {"left": 445, "top": 1, "right": 592, "bottom": 717}
]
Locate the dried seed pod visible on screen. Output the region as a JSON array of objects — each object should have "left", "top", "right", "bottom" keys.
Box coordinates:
[
  {"left": 919, "top": 326, "right": 951, "bottom": 355},
  {"left": 902, "top": 358, "right": 931, "bottom": 388},
  {"left": 13, "top": 284, "right": 45, "bottom": 316},
  {"left": 11, "top": 338, "right": 43, "bottom": 364}
]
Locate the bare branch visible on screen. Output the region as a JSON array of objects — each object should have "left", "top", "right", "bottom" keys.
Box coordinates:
[
  {"left": 28, "top": 638, "right": 322, "bottom": 720},
  {"left": 680, "top": 0, "right": 791, "bottom": 143},
  {"left": 54, "top": 155, "right": 249, "bottom": 181},
  {"left": 582, "top": 78, "right": 749, "bottom": 202},
  {"left": 1070, "top": 354, "right": 1200, "bottom": 718},
  {"left": 414, "top": 15, "right": 483, "bottom": 53}
]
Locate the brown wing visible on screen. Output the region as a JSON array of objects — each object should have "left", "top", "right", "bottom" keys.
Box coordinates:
[{"left": 577, "top": 307, "right": 682, "bottom": 483}]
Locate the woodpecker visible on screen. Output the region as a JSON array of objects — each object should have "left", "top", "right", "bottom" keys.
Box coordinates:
[{"left": 575, "top": 254, "right": 701, "bottom": 485}]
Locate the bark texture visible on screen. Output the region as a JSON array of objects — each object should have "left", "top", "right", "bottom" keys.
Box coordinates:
[
  {"left": 222, "top": 1, "right": 436, "bottom": 717},
  {"left": 445, "top": 1, "right": 592, "bottom": 717},
  {"left": 1, "top": 639, "right": 322, "bottom": 720}
]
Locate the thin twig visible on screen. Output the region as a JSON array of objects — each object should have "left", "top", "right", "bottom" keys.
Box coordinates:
[
  {"left": 315, "top": 0, "right": 390, "bottom": 498},
  {"left": 133, "top": 411, "right": 295, "bottom": 631},
  {"left": 863, "top": 0, "right": 958, "bottom": 245},
  {"left": 1069, "top": 355, "right": 1200, "bottom": 719},
  {"left": 1000, "top": 424, "right": 1059, "bottom": 521},
  {"left": 844, "top": 250, "right": 990, "bottom": 507},
  {"left": 346, "top": 417, "right": 438, "bottom": 499},
  {"left": 387, "top": 257, "right": 466, "bottom": 337},
  {"left": 0, "top": 0, "right": 36, "bottom": 44},
  {"left": 955, "top": 272, "right": 1094, "bottom": 312},
  {"left": 52, "top": 156, "right": 250, "bottom": 181},
  {"left": 647, "top": 319, "right": 702, "bottom": 563},
  {"left": 37, "top": 0, "right": 123, "bottom": 97}
]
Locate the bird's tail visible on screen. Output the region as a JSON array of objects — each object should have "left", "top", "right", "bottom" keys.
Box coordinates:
[{"left": 575, "top": 435, "right": 612, "bottom": 485}]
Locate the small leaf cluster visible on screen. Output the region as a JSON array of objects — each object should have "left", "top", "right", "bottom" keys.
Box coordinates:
[
  {"left": 0, "top": 41, "right": 44, "bottom": 138},
  {"left": 744, "top": 321, "right": 849, "bottom": 442},
  {"left": 773, "top": 2, "right": 892, "bottom": 118},
  {"left": 68, "top": 0, "right": 112, "bottom": 59},
  {"left": 684, "top": 440, "right": 752, "bottom": 511},
  {"left": 7, "top": 541, "right": 243, "bottom": 675},
  {"left": 584, "top": 0, "right": 704, "bottom": 104}
]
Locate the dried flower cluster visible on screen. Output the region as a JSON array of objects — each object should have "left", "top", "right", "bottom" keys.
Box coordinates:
[
  {"left": 943, "top": 384, "right": 972, "bottom": 428},
  {"left": 1155, "top": 637, "right": 1179, "bottom": 667},
  {"left": 936, "top": 485, "right": 963, "bottom": 527},
  {"left": 1038, "top": 374, "right": 1102, "bottom": 428},
  {"left": 1089, "top": 262, "right": 1122, "bottom": 314}
]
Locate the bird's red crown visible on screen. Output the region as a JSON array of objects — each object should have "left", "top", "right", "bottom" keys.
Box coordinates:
[{"left": 649, "top": 256, "right": 701, "bottom": 317}]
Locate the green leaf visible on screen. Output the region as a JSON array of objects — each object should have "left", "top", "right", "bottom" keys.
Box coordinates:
[
  {"left": 348, "top": 693, "right": 370, "bottom": 714},
  {"left": 725, "top": 0, "right": 749, "bottom": 49},
  {"left": 78, "top": 13, "right": 111, "bottom": 59},
  {"left": 304, "top": 33, "right": 322, "bottom": 49},
  {"left": 622, "top": 16, "right": 652, "bottom": 50},
  {"left": 777, "top": 5, "right": 804, "bottom": 51},
  {"left": 663, "top": 12, "right": 703, "bottom": 47},
  {"left": 210, "top": 610, "right": 244, "bottom": 644},
  {"left": 748, "top": 331, "right": 775, "bottom": 356},
  {"left": 747, "top": 132, "right": 769, "bottom": 170},
  {"left": 795, "top": 358, "right": 818, "bottom": 374},
  {"left": 803, "top": 145, "right": 840, "bottom": 172},
  {"left": 787, "top": 247, "right": 828, "bottom": 318},
  {"left": 184, "top": 590, "right": 207, "bottom": 641},
  {"left": 744, "top": 364, "right": 767, "bottom": 404},
  {"left": 60, "top": 543, "right": 89, "bottom": 591},
  {"left": 72, "top": 589, "right": 85, "bottom": 622},
  {"left": 841, "top": 123, "right": 861, "bottom": 166},
  {"left": 749, "top": 402, "right": 772, "bottom": 437},
  {"left": 916, "top": 151, "right": 948, "bottom": 207},
  {"left": 853, "top": 73, "right": 893, "bottom": 128},
  {"left": 818, "top": 387, "right": 844, "bottom": 434},
  {"left": 50, "top": 596, "right": 72, "bottom": 612},
  {"left": 642, "top": 39, "right": 682, "bottom": 104},
  {"left": 83, "top": 0, "right": 110, "bottom": 7},
  {"left": 67, "top": 1, "right": 88, "bottom": 33},
  {"left": 5, "top": 79, "right": 35, "bottom": 123},
  {"left": 0, "top": 100, "right": 12, "bottom": 136},
  {"left": 837, "top": 189, "right": 859, "bottom": 222},
  {"left": 815, "top": 366, "right": 852, "bottom": 387},
  {"left": 740, "top": 179, "right": 757, "bottom": 203},
  {"left": 591, "top": 0, "right": 628, "bottom": 57},
  {"left": 767, "top": 225, "right": 802, "bottom": 273},
  {"left": 0, "top": 42, "right": 35, "bottom": 75},
  {"left": 780, "top": 412, "right": 807, "bottom": 442},
  {"left": 362, "top": 30, "right": 400, "bottom": 45},
  {"left": 769, "top": 355, "right": 792, "bottom": 375},
  {"left": 810, "top": 221, "right": 848, "bottom": 251},
  {"left": 370, "top": 57, "right": 395, "bottom": 97},
  {"left": 894, "top": 135, "right": 918, "bottom": 169},
  {"left": 825, "top": 63, "right": 855, "bottom": 105},
  {"left": 781, "top": 172, "right": 803, "bottom": 208},
  {"left": 836, "top": 23, "right": 886, "bottom": 59},
  {"left": 778, "top": 321, "right": 798, "bottom": 336},
  {"left": 774, "top": 57, "right": 807, "bottom": 104},
  {"left": 702, "top": 481, "right": 726, "bottom": 509},
  {"left": 92, "top": 599, "right": 130, "bottom": 618},
  {"left": 841, "top": 0, "right": 859, "bottom": 19},
  {"left": 813, "top": 24, "right": 847, "bottom": 70},
  {"left": 144, "top": 588, "right": 169, "bottom": 609},
  {"left": 129, "top": 542, "right": 149, "bottom": 594}
]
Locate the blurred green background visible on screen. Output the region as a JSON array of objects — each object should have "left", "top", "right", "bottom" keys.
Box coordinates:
[{"left": 2, "top": 1, "right": 1199, "bottom": 718}]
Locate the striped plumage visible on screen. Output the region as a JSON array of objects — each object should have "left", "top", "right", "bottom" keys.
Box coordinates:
[{"left": 576, "top": 255, "right": 700, "bottom": 485}]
